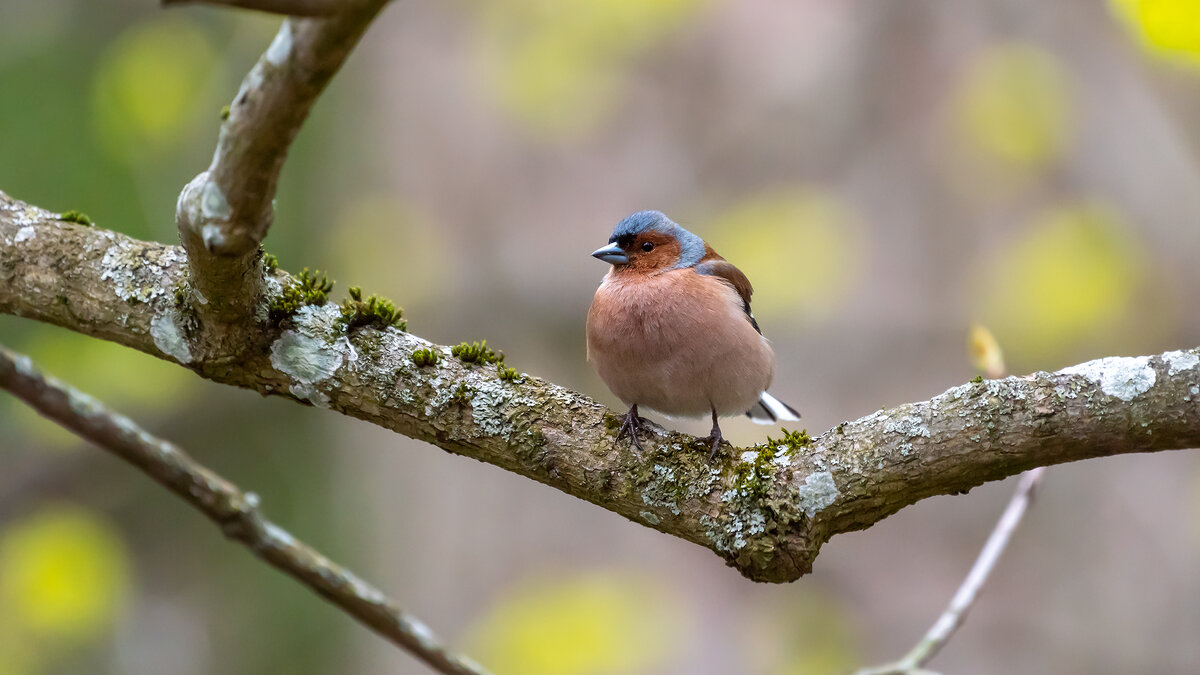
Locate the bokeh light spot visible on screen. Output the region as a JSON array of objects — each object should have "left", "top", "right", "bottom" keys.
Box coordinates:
[
  {"left": 1111, "top": 0, "right": 1200, "bottom": 66},
  {"left": 476, "top": 0, "right": 705, "bottom": 139},
  {"left": 326, "top": 195, "right": 446, "bottom": 313},
  {"left": 705, "top": 189, "right": 862, "bottom": 323},
  {"left": 955, "top": 43, "right": 1072, "bottom": 169},
  {"left": 975, "top": 202, "right": 1147, "bottom": 363},
  {"left": 92, "top": 18, "right": 217, "bottom": 160},
  {"left": 743, "top": 587, "right": 858, "bottom": 675},
  {"left": 464, "top": 571, "right": 684, "bottom": 675},
  {"left": 0, "top": 505, "right": 130, "bottom": 643}
]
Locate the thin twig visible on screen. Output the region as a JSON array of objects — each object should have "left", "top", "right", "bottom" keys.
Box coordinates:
[
  {"left": 163, "top": 0, "right": 346, "bottom": 17},
  {"left": 854, "top": 467, "right": 1046, "bottom": 675},
  {"left": 0, "top": 344, "right": 489, "bottom": 675}
]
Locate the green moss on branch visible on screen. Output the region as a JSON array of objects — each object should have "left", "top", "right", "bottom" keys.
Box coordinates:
[
  {"left": 59, "top": 210, "right": 92, "bottom": 226},
  {"left": 411, "top": 348, "right": 440, "bottom": 367},
  {"left": 452, "top": 340, "right": 503, "bottom": 366},
  {"left": 338, "top": 286, "right": 405, "bottom": 331},
  {"left": 269, "top": 268, "right": 333, "bottom": 323}
]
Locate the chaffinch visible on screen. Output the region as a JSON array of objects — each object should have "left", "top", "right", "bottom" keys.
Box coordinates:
[{"left": 586, "top": 210, "right": 800, "bottom": 459}]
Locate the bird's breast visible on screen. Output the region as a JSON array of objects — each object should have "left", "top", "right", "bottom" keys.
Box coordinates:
[{"left": 586, "top": 268, "right": 774, "bottom": 416}]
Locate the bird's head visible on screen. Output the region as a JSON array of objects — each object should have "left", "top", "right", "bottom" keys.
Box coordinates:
[{"left": 591, "top": 210, "right": 706, "bottom": 273}]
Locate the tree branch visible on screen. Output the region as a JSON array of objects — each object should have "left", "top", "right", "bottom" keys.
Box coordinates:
[
  {"left": 163, "top": 0, "right": 348, "bottom": 17},
  {"left": 0, "top": 344, "right": 489, "bottom": 675},
  {"left": 3, "top": 192, "right": 1199, "bottom": 582},
  {"left": 175, "top": 0, "right": 387, "bottom": 322}
]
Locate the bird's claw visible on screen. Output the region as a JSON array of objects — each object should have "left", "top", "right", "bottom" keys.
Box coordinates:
[
  {"left": 698, "top": 431, "right": 728, "bottom": 461},
  {"left": 616, "top": 407, "right": 648, "bottom": 452}
]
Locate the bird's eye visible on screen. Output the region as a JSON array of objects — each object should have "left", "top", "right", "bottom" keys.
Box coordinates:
[{"left": 641, "top": 241, "right": 655, "bottom": 252}]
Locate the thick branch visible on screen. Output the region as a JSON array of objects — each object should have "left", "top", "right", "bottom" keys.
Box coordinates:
[
  {"left": 163, "top": 0, "right": 347, "bottom": 17},
  {"left": 4, "top": 193, "right": 1200, "bottom": 582},
  {"left": 176, "top": 1, "right": 386, "bottom": 321},
  {"left": 0, "top": 344, "right": 488, "bottom": 675}
]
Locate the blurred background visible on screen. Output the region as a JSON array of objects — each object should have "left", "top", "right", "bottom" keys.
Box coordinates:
[{"left": 2, "top": 0, "right": 1200, "bottom": 673}]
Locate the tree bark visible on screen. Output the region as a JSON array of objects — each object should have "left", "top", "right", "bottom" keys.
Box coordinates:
[{"left": 3, "top": 190, "right": 1199, "bottom": 582}]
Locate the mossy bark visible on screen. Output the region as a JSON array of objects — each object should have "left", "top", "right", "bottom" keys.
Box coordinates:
[{"left": 4, "top": 191, "right": 1200, "bottom": 582}]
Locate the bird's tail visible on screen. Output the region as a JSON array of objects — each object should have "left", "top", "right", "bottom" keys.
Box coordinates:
[{"left": 745, "top": 392, "right": 801, "bottom": 425}]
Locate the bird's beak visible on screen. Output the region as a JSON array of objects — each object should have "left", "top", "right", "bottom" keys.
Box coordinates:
[{"left": 591, "top": 242, "right": 629, "bottom": 265}]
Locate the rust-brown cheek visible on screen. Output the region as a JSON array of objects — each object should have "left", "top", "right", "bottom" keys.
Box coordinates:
[{"left": 616, "top": 234, "right": 683, "bottom": 274}]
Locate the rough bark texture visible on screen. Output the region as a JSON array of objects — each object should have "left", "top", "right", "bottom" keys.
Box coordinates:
[
  {"left": 175, "top": 2, "right": 386, "bottom": 322},
  {"left": 3, "top": 191, "right": 1199, "bottom": 582}
]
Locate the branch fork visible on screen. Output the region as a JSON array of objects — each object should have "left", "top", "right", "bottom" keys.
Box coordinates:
[{"left": 173, "top": 1, "right": 388, "bottom": 321}]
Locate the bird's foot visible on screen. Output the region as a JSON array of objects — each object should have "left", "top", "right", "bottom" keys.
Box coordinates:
[
  {"left": 616, "top": 406, "right": 648, "bottom": 452},
  {"left": 698, "top": 429, "right": 729, "bottom": 461}
]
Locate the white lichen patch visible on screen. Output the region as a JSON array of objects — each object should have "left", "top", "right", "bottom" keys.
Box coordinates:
[
  {"left": 14, "top": 226, "right": 35, "bottom": 243},
  {"left": 200, "top": 180, "right": 230, "bottom": 220},
  {"left": 466, "top": 379, "right": 526, "bottom": 437},
  {"left": 795, "top": 470, "right": 839, "bottom": 518},
  {"left": 984, "top": 377, "right": 1029, "bottom": 401},
  {"left": 421, "top": 371, "right": 462, "bottom": 416},
  {"left": 295, "top": 304, "right": 359, "bottom": 367},
  {"left": 292, "top": 303, "right": 341, "bottom": 338},
  {"left": 1061, "top": 356, "right": 1156, "bottom": 401},
  {"left": 883, "top": 414, "right": 931, "bottom": 456},
  {"left": 265, "top": 20, "right": 293, "bottom": 66},
  {"left": 100, "top": 242, "right": 186, "bottom": 303},
  {"left": 731, "top": 510, "right": 767, "bottom": 550},
  {"left": 883, "top": 415, "right": 931, "bottom": 439},
  {"left": 639, "top": 511, "right": 661, "bottom": 525},
  {"left": 269, "top": 305, "right": 361, "bottom": 404},
  {"left": 201, "top": 224, "right": 226, "bottom": 250},
  {"left": 771, "top": 447, "right": 793, "bottom": 469},
  {"left": 704, "top": 509, "right": 768, "bottom": 552},
  {"left": 270, "top": 331, "right": 343, "bottom": 383},
  {"left": 1164, "top": 350, "right": 1199, "bottom": 376},
  {"left": 289, "top": 382, "right": 330, "bottom": 408},
  {"left": 642, "top": 464, "right": 684, "bottom": 515},
  {"left": 937, "top": 383, "right": 974, "bottom": 406},
  {"left": 2, "top": 200, "right": 55, "bottom": 227},
  {"left": 150, "top": 312, "right": 192, "bottom": 364}
]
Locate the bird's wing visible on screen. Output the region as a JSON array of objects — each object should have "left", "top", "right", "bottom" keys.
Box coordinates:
[{"left": 694, "top": 258, "right": 761, "bottom": 334}]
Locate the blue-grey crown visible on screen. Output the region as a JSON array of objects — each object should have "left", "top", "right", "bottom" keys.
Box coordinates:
[{"left": 609, "top": 210, "right": 705, "bottom": 269}]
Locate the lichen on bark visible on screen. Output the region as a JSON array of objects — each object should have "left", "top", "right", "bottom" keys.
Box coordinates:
[{"left": 4, "top": 191, "right": 1200, "bottom": 582}]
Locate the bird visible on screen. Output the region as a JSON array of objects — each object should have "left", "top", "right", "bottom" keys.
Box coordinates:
[{"left": 586, "top": 210, "right": 800, "bottom": 459}]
